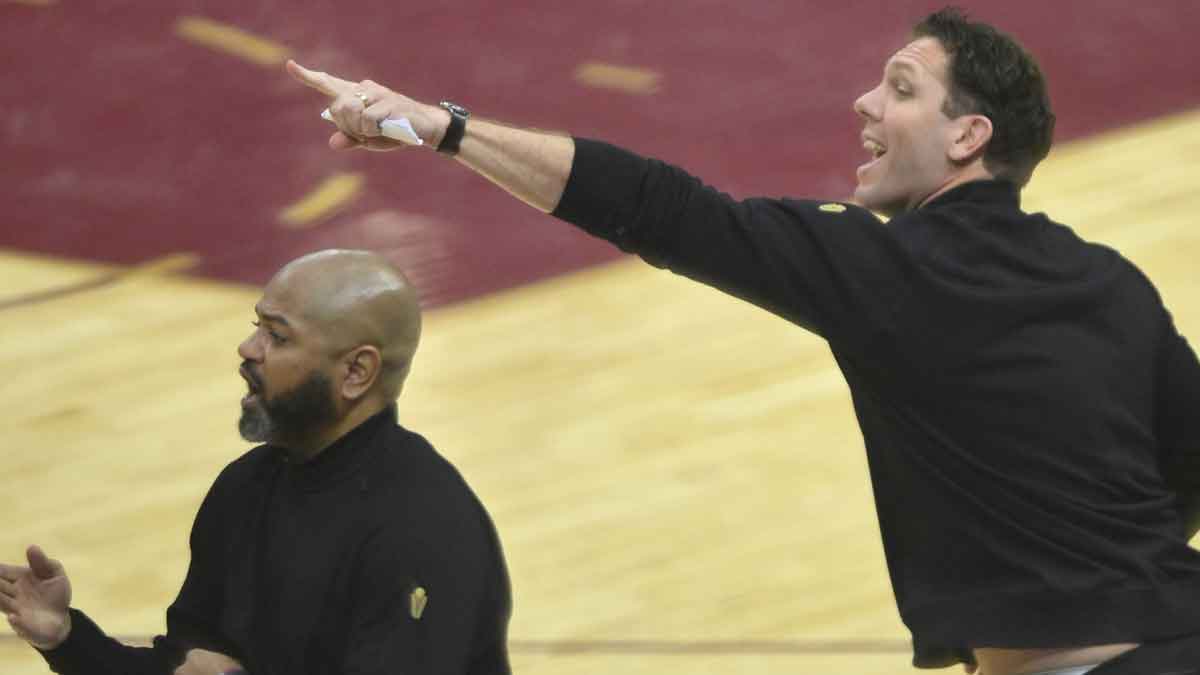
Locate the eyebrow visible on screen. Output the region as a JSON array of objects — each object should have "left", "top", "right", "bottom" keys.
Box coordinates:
[
  {"left": 254, "top": 304, "right": 292, "bottom": 327},
  {"left": 888, "top": 60, "right": 918, "bottom": 76}
]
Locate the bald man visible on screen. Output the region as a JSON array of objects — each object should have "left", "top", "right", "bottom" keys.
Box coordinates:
[{"left": 0, "top": 250, "right": 513, "bottom": 675}]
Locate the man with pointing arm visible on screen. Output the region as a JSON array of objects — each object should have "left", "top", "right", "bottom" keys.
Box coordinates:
[{"left": 289, "top": 8, "right": 1200, "bottom": 675}]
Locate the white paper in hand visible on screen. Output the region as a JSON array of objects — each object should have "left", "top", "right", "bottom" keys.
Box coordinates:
[{"left": 320, "top": 109, "right": 424, "bottom": 146}]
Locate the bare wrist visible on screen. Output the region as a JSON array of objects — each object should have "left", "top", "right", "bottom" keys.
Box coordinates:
[{"left": 33, "top": 611, "right": 72, "bottom": 651}]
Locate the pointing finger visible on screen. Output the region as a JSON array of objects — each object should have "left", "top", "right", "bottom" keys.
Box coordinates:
[
  {"left": 286, "top": 60, "right": 357, "bottom": 97},
  {"left": 285, "top": 60, "right": 335, "bottom": 95}
]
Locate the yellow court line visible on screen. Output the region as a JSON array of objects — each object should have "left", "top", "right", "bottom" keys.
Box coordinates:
[
  {"left": 175, "top": 16, "right": 290, "bottom": 67},
  {"left": 574, "top": 62, "right": 661, "bottom": 95},
  {"left": 0, "top": 252, "right": 201, "bottom": 311},
  {"left": 125, "top": 252, "right": 201, "bottom": 277},
  {"left": 279, "top": 173, "right": 364, "bottom": 228}
]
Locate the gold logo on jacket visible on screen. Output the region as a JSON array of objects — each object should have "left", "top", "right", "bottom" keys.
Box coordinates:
[
  {"left": 410, "top": 586, "right": 428, "bottom": 620},
  {"left": 818, "top": 203, "right": 847, "bottom": 213}
]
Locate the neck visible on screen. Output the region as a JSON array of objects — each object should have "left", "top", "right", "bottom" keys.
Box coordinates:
[
  {"left": 914, "top": 164, "right": 996, "bottom": 210},
  {"left": 281, "top": 398, "right": 388, "bottom": 463}
]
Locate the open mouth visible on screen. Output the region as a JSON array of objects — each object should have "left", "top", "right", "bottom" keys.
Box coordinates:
[
  {"left": 857, "top": 135, "right": 888, "bottom": 180},
  {"left": 864, "top": 138, "right": 887, "bottom": 160},
  {"left": 240, "top": 366, "right": 262, "bottom": 405}
]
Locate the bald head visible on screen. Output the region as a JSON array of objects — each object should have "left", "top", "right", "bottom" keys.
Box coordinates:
[{"left": 268, "top": 249, "right": 421, "bottom": 399}]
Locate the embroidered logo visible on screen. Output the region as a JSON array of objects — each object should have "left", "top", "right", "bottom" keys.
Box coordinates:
[
  {"left": 410, "top": 586, "right": 428, "bottom": 620},
  {"left": 818, "top": 203, "right": 847, "bottom": 213}
]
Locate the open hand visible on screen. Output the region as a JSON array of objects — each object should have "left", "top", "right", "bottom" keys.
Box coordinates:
[{"left": 0, "top": 545, "right": 73, "bottom": 650}]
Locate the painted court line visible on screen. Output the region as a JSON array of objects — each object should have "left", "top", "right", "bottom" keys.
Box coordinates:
[
  {"left": 175, "top": 16, "right": 290, "bottom": 67},
  {"left": 279, "top": 172, "right": 364, "bottom": 228},
  {"left": 0, "top": 253, "right": 200, "bottom": 311},
  {"left": 574, "top": 62, "right": 661, "bottom": 94}
]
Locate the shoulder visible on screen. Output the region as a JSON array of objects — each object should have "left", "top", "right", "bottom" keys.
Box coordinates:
[
  {"left": 374, "top": 424, "right": 448, "bottom": 473},
  {"left": 183, "top": 445, "right": 277, "bottom": 542},
  {"left": 370, "top": 425, "right": 485, "bottom": 508},
  {"left": 1032, "top": 214, "right": 1153, "bottom": 287},
  {"left": 206, "top": 444, "right": 277, "bottom": 496},
  {"left": 739, "top": 197, "right": 904, "bottom": 268},
  {"left": 757, "top": 198, "right": 886, "bottom": 230},
  {"left": 220, "top": 443, "right": 276, "bottom": 478},
  {"left": 362, "top": 426, "right": 501, "bottom": 556}
]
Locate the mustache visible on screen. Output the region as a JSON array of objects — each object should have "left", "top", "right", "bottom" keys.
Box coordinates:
[{"left": 240, "top": 361, "right": 264, "bottom": 389}]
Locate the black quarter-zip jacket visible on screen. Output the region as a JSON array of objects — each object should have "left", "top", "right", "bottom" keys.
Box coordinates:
[
  {"left": 553, "top": 138, "right": 1200, "bottom": 668},
  {"left": 42, "top": 406, "right": 512, "bottom": 675}
]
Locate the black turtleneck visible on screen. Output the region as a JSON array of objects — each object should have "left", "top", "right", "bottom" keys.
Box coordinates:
[
  {"left": 553, "top": 138, "right": 1200, "bottom": 668},
  {"left": 41, "top": 406, "right": 512, "bottom": 675}
]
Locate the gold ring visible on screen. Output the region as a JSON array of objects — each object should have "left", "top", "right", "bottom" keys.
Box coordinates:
[{"left": 355, "top": 91, "right": 370, "bottom": 106}]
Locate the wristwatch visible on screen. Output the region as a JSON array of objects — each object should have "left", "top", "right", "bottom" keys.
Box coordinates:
[{"left": 436, "top": 100, "right": 470, "bottom": 156}]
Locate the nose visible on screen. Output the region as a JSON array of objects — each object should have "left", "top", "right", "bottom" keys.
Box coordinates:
[
  {"left": 238, "top": 330, "right": 262, "bottom": 362},
  {"left": 854, "top": 84, "right": 882, "bottom": 121}
]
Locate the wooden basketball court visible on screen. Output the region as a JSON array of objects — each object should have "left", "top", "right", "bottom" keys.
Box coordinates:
[{"left": 4, "top": 108, "right": 1200, "bottom": 673}]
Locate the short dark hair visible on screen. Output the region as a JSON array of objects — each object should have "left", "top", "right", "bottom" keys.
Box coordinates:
[{"left": 913, "top": 7, "right": 1055, "bottom": 187}]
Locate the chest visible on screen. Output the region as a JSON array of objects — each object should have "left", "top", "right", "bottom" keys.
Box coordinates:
[{"left": 218, "top": 474, "right": 381, "bottom": 673}]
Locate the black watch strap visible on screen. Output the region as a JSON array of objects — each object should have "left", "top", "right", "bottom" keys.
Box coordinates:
[{"left": 436, "top": 100, "right": 470, "bottom": 156}]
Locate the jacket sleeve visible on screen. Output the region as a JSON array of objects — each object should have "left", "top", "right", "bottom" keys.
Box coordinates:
[
  {"left": 39, "top": 476, "right": 233, "bottom": 674},
  {"left": 552, "top": 138, "right": 911, "bottom": 344}
]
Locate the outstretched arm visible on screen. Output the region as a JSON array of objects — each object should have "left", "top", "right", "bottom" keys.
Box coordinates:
[
  {"left": 285, "top": 62, "right": 909, "bottom": 345},
  {"left": 286, "top": 61, "right": 574, "bottom": 213}
]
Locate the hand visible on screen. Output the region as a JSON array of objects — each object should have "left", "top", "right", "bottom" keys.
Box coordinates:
[
  {"left": 286, "top": 60, "right": 449, "bottom": 152},
  {"left": 0, "top": 545, "right": 73, "bottom": 650},
  {"left": 174, "top": 647, "right": 246, "bottom": 675}
]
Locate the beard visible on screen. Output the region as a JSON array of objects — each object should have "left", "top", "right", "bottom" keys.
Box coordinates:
[{"left": 238, "top": 367, "right": 339, "bottom": 445}]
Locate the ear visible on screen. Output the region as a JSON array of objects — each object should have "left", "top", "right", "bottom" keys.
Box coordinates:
[
  {"left": 948, "top": 114, "right": 993, "bottom": 163},
  {"left": 339, "top": 346, "right": 383, "bottom": 401}
]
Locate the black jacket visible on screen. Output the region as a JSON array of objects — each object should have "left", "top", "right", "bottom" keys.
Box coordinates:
[
  {"left": 554, "top": 138, "right": 1200, "bottom": 668},
  {"left": 42, "top": 406, "right": 512, "bottom": 675}
]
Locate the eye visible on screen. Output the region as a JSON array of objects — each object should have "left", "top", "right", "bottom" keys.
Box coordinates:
[
  {"left": 251, "top": 320, "right": 287, "bottom": 344},
  {"left": 890, "top": 79, "right": 912, "bottom": 97}
]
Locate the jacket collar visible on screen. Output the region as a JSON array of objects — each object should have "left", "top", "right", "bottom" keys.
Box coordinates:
[
  {"left": 271, "top": 405, "right": 397, "bottom": 491},
  {"left": 920, "top": 179, "right": 1021, "bottom": 211}
]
